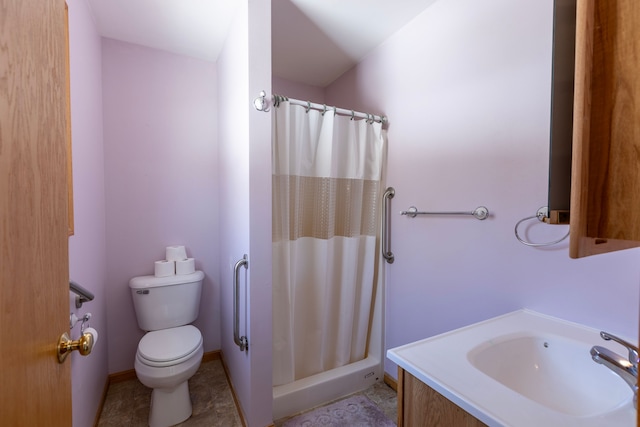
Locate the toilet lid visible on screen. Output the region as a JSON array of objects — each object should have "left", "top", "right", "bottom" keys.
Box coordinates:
[{"left": 138, "top": 325, "right": 202, "bottom": 363}]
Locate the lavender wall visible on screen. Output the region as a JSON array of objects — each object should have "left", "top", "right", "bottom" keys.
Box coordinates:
[
  {"left": 247, "top": 0, "right": 274, "bottom": 424},
  {"left": 217, "top": 1, "right": 273, "bottom": 424},
  {"left": 217, "top": 1, "right": 252, "bottom": 420},
  {"left": 324, "top": 0, "right": 640, "bottom": 378},
  {"left": 272, "top": 76, "right": 325, "bottom": 104},
  {"left": 102, "top": 39, "right": 220, "bottom": 373},
  {"left": 67, "top": 1, "right": 108, "bottom": 426}
]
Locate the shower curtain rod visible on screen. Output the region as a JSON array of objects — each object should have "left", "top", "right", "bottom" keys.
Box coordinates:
[{"left": 253, "top": 91, "right": 387, "bottom": 125}]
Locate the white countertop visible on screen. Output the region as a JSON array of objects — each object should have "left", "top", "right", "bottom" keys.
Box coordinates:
[{"left": 387, "top": 309, "right": 635, "bottom": 427}]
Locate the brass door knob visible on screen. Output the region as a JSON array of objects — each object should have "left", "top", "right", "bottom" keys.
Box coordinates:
[{"left": 57, "top": 331, "right": 94, "bottom": 363}]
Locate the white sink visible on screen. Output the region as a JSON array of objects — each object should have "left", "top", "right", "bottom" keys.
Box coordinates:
[
  {"left": 387, "top": 310, "right": 636, "bottom": 427},
  {"left": 468, "top": 333, "right": 630, "bottom": 417}
]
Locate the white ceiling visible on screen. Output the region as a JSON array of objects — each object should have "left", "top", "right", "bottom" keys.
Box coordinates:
[{"left": 87, "top": 0, "right": 439, "bottom": 87}]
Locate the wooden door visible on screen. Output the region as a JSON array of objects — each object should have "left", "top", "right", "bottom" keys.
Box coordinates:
[{"left": 0, "top": 0, "right": 72, "bottom": 425}]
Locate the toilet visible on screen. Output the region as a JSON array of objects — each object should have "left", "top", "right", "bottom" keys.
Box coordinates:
[{"left": 129, "top": 270, "right": 205, "bottom": 427}]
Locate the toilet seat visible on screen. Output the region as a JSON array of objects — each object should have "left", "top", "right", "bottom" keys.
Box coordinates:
[{"left": 138, "top": 325, "right": 202, "bottom": 368}]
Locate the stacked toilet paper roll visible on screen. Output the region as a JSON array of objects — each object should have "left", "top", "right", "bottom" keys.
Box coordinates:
[
  {"left": 166, "top": 245, "right": 187, "bottom": 261},
  {"left": 153, "top": 245, "right": 196, "bottom": 277},
  {"left": 154, "top": 260, "right": 175, "bottom": 277},
  {"left": 176, "top": 258, "right": 195, "bottom": 275}
]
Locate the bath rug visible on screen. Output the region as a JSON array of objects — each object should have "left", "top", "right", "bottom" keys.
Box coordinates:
[{"left": 282, "top": 395, "right": 396, "bottom": 427}]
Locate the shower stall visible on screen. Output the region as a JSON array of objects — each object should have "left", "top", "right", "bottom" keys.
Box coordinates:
[{"left": 269, "top": 95, "right": 388, "bottom": 420}]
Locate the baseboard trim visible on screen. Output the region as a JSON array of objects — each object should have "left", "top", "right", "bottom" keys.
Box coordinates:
[
  {"left": 383, "top": 372, "right": 398, "bottom": 392},
  {"left": 202, "top": 349, "right": 221, "bottom": 363},
  {"left": 107, "top": 368, "right": 137, "bottom": 384},
  {"left": 93, "top": 376, "right": 110, "bottom": 427},
  {"left": 219, "top": 351, "right": 247, "bottom": 427}
]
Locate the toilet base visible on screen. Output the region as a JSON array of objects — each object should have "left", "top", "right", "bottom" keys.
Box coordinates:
[{"left": 148, "top": 381, "right": 192, "bottom": 427}]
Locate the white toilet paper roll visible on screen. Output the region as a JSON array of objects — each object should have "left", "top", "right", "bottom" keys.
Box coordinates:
[
  {"left": 84, "top": 327, "right": 98, "bottom": 348},
  {"left": 176, "top": 258, "right": 196, "bottom": 275},
  {"left": 166, "top": 245, "right": 187, "bottom": 261},
  {"left": 154, "top": 260, "right": 175, "bottom": 277}
]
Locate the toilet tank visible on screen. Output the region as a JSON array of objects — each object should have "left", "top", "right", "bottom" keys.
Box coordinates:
[{"left": 129, "top": 271, "right": 204, "bottom": 331}]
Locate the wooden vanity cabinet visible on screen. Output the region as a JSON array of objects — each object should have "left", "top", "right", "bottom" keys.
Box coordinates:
[
  {"left": 569, "top": 0, "right": 640, "bottom": 258},
  {"left": 397, "top": 368, "right": 487, "bottom": 427}
]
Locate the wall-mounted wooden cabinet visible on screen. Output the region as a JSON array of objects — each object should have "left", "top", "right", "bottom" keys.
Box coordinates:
[{"left": 569, "top": 0, "right": 639, "bottom": 258}]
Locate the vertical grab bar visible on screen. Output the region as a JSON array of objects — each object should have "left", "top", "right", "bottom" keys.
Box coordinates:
[
  {"left": 382, "top": 187, "right": 395, "bottom": 264},
  {"left": 233, "top": 254, "right": 249, "bottom": 352}
]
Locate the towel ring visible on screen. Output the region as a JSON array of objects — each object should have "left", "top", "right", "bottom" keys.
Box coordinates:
[{"left": 514, "top": 207, "right": 570, "bottom": 247}]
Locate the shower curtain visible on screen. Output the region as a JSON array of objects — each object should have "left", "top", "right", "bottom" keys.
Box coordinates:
[{"left": 272, "top": 100, "right": 386, "bottom": 386}]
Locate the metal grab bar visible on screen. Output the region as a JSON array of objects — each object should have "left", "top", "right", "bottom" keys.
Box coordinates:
[
  {"left": 233, "top": 255, "right": 249, "bottom": 352},
  {"left": 69, "top": 280, "right": 94, "bottom": 308},
  {"left": 401, "top": 206, "right": 489, "bottom": 220},
  {"left": 382, "top": 187, "right": 395, "bottom": 264}
]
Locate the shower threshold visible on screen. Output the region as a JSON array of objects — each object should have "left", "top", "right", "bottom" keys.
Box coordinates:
[{"left": 272, "top": 355, "right": 383, "bottom": 421}]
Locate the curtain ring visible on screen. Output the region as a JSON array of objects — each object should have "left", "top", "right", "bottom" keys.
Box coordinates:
[
  {"left": 322, "top": 104, "right": 327, "bottom": 115},
  {"left": 305, "top": 101, "right": 311, "bottom": 113},
  {"left": 350, "top": 110, "right": 355, "bottom": 120}
]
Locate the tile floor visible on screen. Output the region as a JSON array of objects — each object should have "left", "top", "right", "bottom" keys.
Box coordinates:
[
  {"left": 273, "top": 381, "right": 398, "bottom": 427},
  {"left": 97, "top": 358, "right": 397, "bottom": 426}
]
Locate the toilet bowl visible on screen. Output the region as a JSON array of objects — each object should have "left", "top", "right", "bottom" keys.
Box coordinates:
[
  {"left": 129, "top": 270, "right": 205, "bottom": 427},
  {"left": 134, "top": 326, "right": 203, "bottom": 427}
]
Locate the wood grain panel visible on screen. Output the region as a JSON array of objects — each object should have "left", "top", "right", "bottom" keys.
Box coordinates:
[
  {"left": 399, "top": 369, "right": 486, "bottom": 427},
  {"left": 0, "top": 0, "right": 72, "bottom": 424},
  {"left": 65, "top": 2, "right": 74, "bottom": 235},
  {"left": 570, "top": 0, "right": 640, "bottom": 257}
]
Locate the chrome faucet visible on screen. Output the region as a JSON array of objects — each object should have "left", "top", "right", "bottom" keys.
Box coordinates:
[{"left": 590, "top": 331, "right": 639, "bottom": 409}]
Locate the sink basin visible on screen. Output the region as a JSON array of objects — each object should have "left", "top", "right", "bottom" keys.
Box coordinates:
[
  {"left": 387, "top": 309, "right": 636, "bottom": 426},
  {"left": 468, "top": 333, "right": 630, "bottom": 417}
]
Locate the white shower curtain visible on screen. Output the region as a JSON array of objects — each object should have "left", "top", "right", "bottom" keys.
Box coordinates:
[{"left": 272, "top": 101, "right": 386, "bottom": 386}]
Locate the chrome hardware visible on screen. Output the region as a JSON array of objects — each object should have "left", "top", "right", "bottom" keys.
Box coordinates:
[
  {"left": 69, "top": 280, "right": 94, "bottom": 308},
  {"left": 233, "top": 255, "right": 249, "bottom": 352},
  {"left": 600, "top": 331, "right": 639, "bottom": 369},
  {"left": 514, "top": 207, "right": 570, "bottom": 247},
  {"left": 382, "top": 187, "right": 395, "bottom": 264},
  {"left": 57, "top": 331, "right": 95, "bottom": 363},
  {"left": 253, "top": 90, "right": 270, "bottom": 112},
  {"left": 401, "top": 205, "right": 489, "bottom": 220},
  {"left": 136, "top": 290, "right": 149, "bottom": 295},
  {"left": 257, "top": 92, "right": 388, "bottom": 125},
  {"left": 69, "top": 312, "right": 92, "bottom": 330},
  {"left": 591, "top": 331, "right": 639, "bottom": 408}
]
